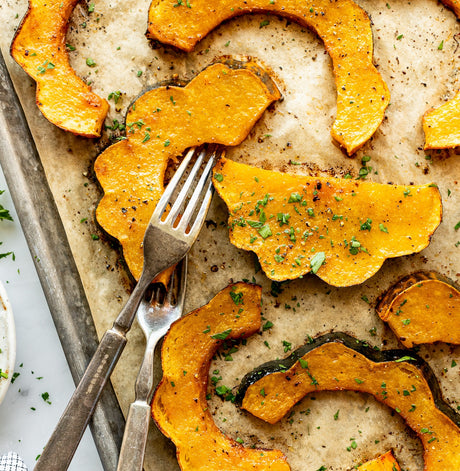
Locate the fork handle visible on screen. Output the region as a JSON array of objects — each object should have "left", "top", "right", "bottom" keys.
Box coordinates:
[
  {"left": 116, "top": 401, "right": 151, "bottom": 471},
  {"left": 117, "top": 331, "right": 163, "bottom": 471},
  {"left": 35, "top": 327, "right": 127, "bottom": 471}
]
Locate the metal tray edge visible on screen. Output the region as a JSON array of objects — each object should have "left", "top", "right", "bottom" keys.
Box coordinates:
[{"left": 0, "top": 48, "right": 124, "bottom": 471}]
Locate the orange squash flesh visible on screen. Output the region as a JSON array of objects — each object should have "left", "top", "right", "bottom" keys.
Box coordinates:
[
  {"left": 376, "top": 272, "right": 460, "bottom": 348},
  {"left": 357, "top": 451, "right": 401, "bottom": 471},
  {"left": 147, "top": 0, "right": 390, "bottom": 155},
  {"left": 442, "top": 0, "right": 460, "bottom": 17},
  {"left": 151, "top": 283, "right": 290, "bottom": 471},
  {"left": 95, "top": 61, "right": 280, "bottom": 280},
  {"left": 240, "top": 339, "right": 460, "bottom": 469},
  {"left": 212, "top": 157, "right": 442, "bottom": 287},
  {"left": 423, "top": 92, "right": 460, "bottom": 149},
  {"left": 10, "top": 0, "right": 109, "bottom": 137}
]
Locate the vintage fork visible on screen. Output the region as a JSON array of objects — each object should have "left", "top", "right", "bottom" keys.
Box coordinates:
[
  {"left": 35, "top": 145, "right": 219, "bottom": 471},
  {"left": 116, "top": 256, "right": 187, "bottom": 471}
]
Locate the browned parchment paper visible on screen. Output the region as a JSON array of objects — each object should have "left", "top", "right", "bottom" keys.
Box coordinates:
[{"left": 0, "top": 0, "right": 459, "bottom": 469}]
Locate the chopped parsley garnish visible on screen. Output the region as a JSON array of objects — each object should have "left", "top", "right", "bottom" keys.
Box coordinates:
[
  {"left": 211, "top": 329, "right": 232, "bottom": 340},
  {"left": 257, "top": 224, "right": 272, "bottom": 239},
  {"left": 288, "top": 192, "right": 302, "bottom": 203},
  {"left": 310, "top": 252, "right": 325, "bottom": 274},
  {"left": 262, "top": 320, "right": 273, "bottom": 331},
  {"left": 277, "top": 213, "right": 290, "bottom": 226},
  {"left": 229, "top": 289, "right": 244, "bottom": 305},
  {"left": 360, "top": 218, "right": 372, "bottom": 231},
  {"left": 108, "top": 91, "right": 122, "bottom": 104}
]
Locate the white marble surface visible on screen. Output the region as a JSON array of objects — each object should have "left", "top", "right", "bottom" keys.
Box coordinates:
[{"left": 0, "top": 167, "right": 103, "bottom": 470}]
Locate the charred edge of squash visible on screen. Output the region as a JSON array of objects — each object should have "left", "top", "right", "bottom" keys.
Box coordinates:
[
  {"left": 236, "top": 331, "right": 460, "bottom": 427},
  {"left": 375, "top": 271, "right": 460, "bottom": 318},
  {"left": 219, "top": 55, "right": 281, "bottom": 99}
]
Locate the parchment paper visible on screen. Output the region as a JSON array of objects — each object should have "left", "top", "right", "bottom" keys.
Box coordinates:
[{"left": 0, "top": 0, "right": 459, "bottom": 469}]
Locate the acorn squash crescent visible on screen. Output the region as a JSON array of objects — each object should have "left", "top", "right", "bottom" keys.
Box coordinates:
[
  {"left": 239, "top": 333, "right": 460, "bottom": 470},
  {"left": 212, "top": 157, "right": 442, "bottom": 287},
  {"left": 95, "top": 60, "right": 280, "bottom": 280},
  {"left": 151, "top": 283, "right": 290, "bottom": 471},
  {"left": 10, "top": 0, "right": 109, "bottom": 137},
  {"left": 376, "top": 271, "right": 460, "bottom": 348},
  {"left": 147, "top": 0, "right": 390, "bottom": 155}
]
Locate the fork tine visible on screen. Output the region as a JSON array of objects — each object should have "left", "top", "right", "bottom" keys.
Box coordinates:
[
  {"left": 152, "top": 146, "right": 197, "bottom": 220},
  {"left": 184, "top": 174, "right": 214, "bottom": 239},
  {"left": 163, "top": 148, "right": 206, "bottom": 226},
  {"left": 164, "top": 256, "right": 187, "bottom": 308},
  {"left": 175, "top": 149, "right": 216, "bottom": 233}
]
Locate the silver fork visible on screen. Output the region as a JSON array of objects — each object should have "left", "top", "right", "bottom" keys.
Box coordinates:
[
  {"left": 35, "top": 145, "right": 218, "bottom": 471},
  {"left": 116, "top": 256, "right": 187, "bottom": 471}
]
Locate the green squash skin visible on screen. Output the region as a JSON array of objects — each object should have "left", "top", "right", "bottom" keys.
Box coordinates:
[{"left": 236, "top": 332, "right": 460, "bottom": 427}]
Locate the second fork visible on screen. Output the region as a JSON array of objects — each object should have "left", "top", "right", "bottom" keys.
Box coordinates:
[{"left": 117, "top": 257, "right": 187, "bottom": 471}]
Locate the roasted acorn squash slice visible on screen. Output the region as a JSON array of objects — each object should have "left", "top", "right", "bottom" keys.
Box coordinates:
[
  {"left": 423, "top": 93, "right": 460, "bottom": 149},
  {"left": 10, "top": 0, "right": 109, "bottom": 137},
  {"left": 151, "top": 283, "right": 290, "bottom": 471},
  {"left": 147, "top": 0, "right": 390, "bottom": 155},
  {"left": 95, "top": 60, "right": 280, "bottom": 280},
  {"left": 358, "top": 451, "right": 401, "bottom": 471},
  {"left": 212, "top": 157, "right": 442, "bottom": 287},
  {"left": 238, "top": 333, "right": 460, "bottom": 470},
  {"left": 376, "top": 271, "right": 460, "bottom": 348}
]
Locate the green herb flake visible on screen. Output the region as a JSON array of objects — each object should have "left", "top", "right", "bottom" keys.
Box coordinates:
[
  {"left": 229, "top": 289, "right": 244, "bottom": 305},
  {"left": 211, "top": 329, "right": 232, "bottom": 340},
  {"left": 258, "top": 224, "right": 272, "bottom": 239},
  {"left": 262, "top": 320, "right": 273, "bottom": 331},
  {"left": 360, "top": 218, "right": 372, "bottom": 231},
  {"left": 310, "top": 252, "right": 326, "bottom": 274},
  {"left": 108, "top": 90, "right": 122, "bottom": 104},
  {"left": 299, "top": 358, "right": 308, "bottom": 369},
  {"left": 288, "top": 192, "right": 302, "bottom": 203}
]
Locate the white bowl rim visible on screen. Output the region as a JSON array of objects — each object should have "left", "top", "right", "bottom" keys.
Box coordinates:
[{"left": 0, "top": 281, "right": 16, "bottom": 405}]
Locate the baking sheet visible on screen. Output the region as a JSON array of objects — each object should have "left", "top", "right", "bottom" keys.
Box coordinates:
[
  {"left": 0, "top": 48, "right": 125, "bottom": 470},
  {"left": 0, "top": 0, "right": 459, "bottom": 469}
]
